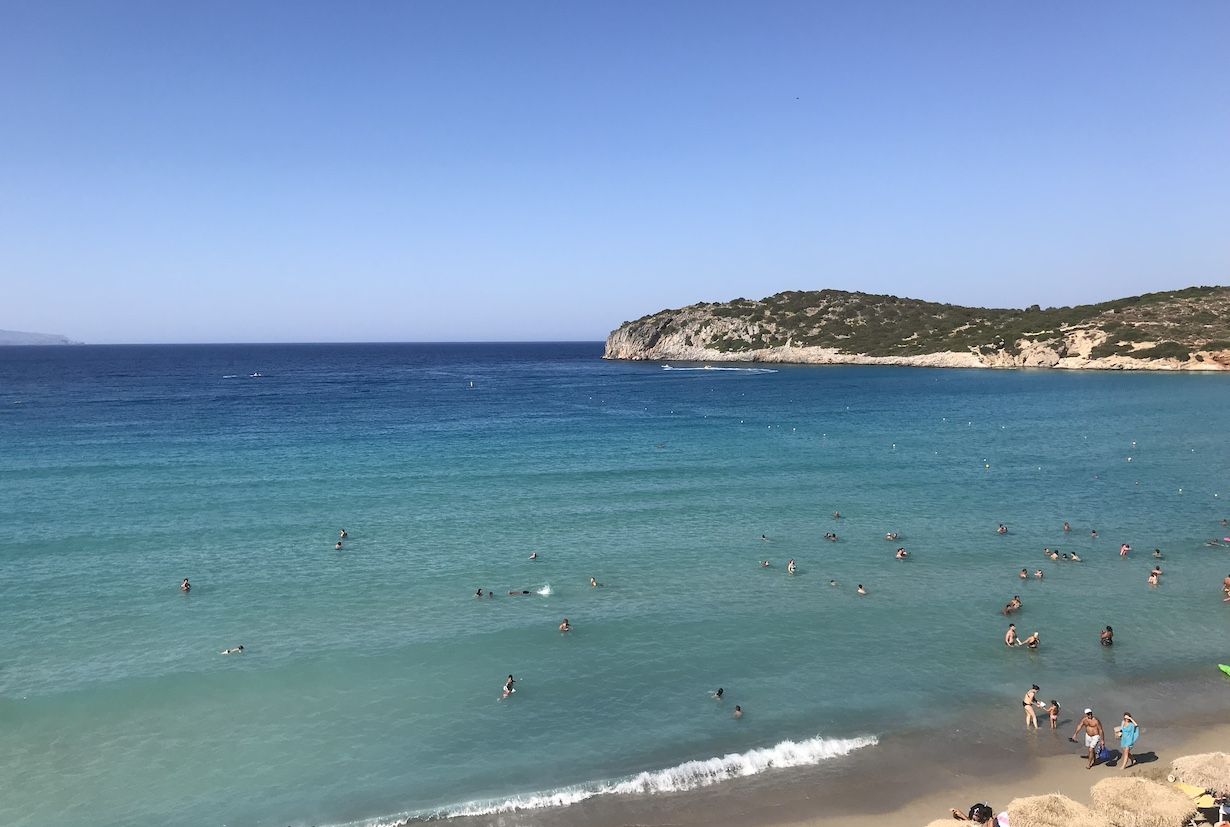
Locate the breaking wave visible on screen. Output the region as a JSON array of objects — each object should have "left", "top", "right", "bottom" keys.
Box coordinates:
[{"left": 374, "top": 733, "right": 876, "bottom": 823}]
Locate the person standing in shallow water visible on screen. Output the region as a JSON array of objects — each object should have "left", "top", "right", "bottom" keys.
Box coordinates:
[
  {"left": 1022, "top": 684, "right": 1042, "bottom": 729},
  {"left": 1100, "top": 626, "right": 1113, "bottom": 646}
]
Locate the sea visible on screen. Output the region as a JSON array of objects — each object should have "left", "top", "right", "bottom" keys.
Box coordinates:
[{"left": 2, "top": 343, "right": 1228, "bottom": 827}]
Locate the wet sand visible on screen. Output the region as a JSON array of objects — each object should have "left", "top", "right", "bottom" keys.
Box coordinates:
[{"left": 435, "top": 671, "right": 1230, "bottom": 827}]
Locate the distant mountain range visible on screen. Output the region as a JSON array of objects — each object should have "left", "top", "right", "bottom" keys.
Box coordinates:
[
  {"left": 604, "top": 285, "right": 1230, "bottom": 371},
  {"left": 0, "top": 329, "right": 79, "bottom": 345}
]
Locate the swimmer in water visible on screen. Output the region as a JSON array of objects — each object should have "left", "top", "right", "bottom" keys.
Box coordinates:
[
  {"left": 1091, "top": 529, "right": 1099, "bottom": 539},
  {"left": 733, "top": 705, "right": 743, "bottom": 719},
  {"left": 339, "top": 529, "right": 348, "bottom": 539},
  {"left": 529, "top": 552, "right": 538, "bottom": 560},
  {"left": 1152, "top": 548, "right": 1163, "bottom": 559},
  {"left": 760, "top": 560, "right": 771, "bottom": 568},
  {"left": 829, "top": 579, "right": 837, "bottom": 587},
  {"left": 713, "top": 687, "right": 724, "bottom": 700},
  {"left": 1022, "top": 631, "right": 1040, "bottom": 650},
  {"left": 1048, "top": 550, "right": 1059, "bottom": 561},
  {"left": 787, "top": 559, "right": 797, "bottom": 575},
  {"left": 180, "top": 578, "right": 191, "bottom": 592},
  {"left": 1061, "top": 553, "right": 1069, "bottom": 560},
  {"left": 1222, "top": 573, "right": 1230, "bottom": 600},
  {"left": 220, "top": 645, "right": 244, "bottom": 655},
  {"left": 1063, "top": 521, "right": 1071, "bottom": 532},
  {"left": 997, "top": 524, "right": 1008, "bottom": 535},
  {"left": 856, "top": 584, "right": 867, "bottom": 595},
  {"left": 1147, "top": 572, "right": 1159, "bottom": 586},
  {"left": 1120, "top": 543, "right": 1131, "bottom": 557},
  {"left": 896, "top": 548, "right": 908, "bottom": 560},
  {"left": 1151, "top": 565, "right": 1162, "bottom": 577},
  {"left": 589, "top": 577, "right": 600, "bottom": 588},
  {"left": 475, "top": 588, "right": 484, "bottom": 598},
  {"left": 502, "top": 675, "right": 516, "bottom": 698},
  {"left": 1034, "top": 569, "right": 1044, "bottom": 580},
  {"left": 1020, "top": 568, "right": 1029, "bottom": 579},
  {"left": 1005, "top": 624, "right": 1020, "bottom": 646},
  {"left": 1100, "top": 626, "right": 1113, "bottom": 646},
  {"left": 885, "top": 532, "right": 899, "bottom": 541},
  {"left": 335, "top": 541, "right": 343, "bottom": 550},
  {"left": 833, "top": 512, "right": 841, "bottom": 519},
  {"left": 823, "top": 532, "right": 837, "bottom": 542},
  {"left": 1070, "top": 552, "right": 1082, "bottom": 562},
  {"left": 760, "top": 534, "right": 768, "bottom": 542},
  {"left": 559, "top": 618, "right": 571, "bottom": 632}
]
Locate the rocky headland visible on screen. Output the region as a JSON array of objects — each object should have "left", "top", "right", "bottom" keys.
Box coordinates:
[
  {"left": 604, "top": 286, "right": 1230, "bottom": 371},
  {"left": 0, "top": 329, "right": 78, "bottom": 346}
]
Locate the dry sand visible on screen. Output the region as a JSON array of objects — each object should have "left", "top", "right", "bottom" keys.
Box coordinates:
[{"left": 776, "top": 720, "right": 1230, "bottom": 827}]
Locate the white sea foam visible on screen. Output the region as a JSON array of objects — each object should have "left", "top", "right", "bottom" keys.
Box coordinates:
[
  {"left": 535, "top": 583, "right": 552, "bottom": 596},
  {"left": 661, "top": 365, "right": 778, "bottom": 373},
  {"left": 388, "top": 733, "right": 876, "bottom": 822}
]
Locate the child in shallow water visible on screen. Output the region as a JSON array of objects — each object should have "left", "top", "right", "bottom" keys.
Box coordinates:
[{"left": 1047, "top": 700, "right": 1060, "bottom": 730}]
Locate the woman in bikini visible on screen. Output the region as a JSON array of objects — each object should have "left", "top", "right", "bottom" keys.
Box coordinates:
[{"left": 1022, "top": 684, "right": 1042, "bottom": 729}]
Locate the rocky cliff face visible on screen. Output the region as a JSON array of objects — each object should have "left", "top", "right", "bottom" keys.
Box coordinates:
[{"left": 604, "top": 287, "right": 1230, "bottom": 371}]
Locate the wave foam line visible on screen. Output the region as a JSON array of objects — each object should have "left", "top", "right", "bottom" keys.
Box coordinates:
[
  {"left": 661, "top": 365, "right": 779, "bottom": 373},
  {"left": 408, "top": 733, "right": 876, "bottom": 821}
]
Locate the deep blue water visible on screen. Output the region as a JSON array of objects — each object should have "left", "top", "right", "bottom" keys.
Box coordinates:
[{"left": 2, "top": 343, "right": 1228, "bottom": 827}]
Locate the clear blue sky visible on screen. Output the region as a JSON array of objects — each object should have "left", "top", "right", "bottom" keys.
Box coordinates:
[{"left": 3, "top": 2, "right": 1227, "bottom": 343}]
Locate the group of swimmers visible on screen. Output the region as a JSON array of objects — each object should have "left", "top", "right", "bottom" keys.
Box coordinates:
[
  {"left": 758, "top": 557, "right": 868, "bottom": 595},
  {"left": 710, "top": 687, "right": 743, "bottom": 719},
  {"left": 1003, "top": 623, "right": 1039, "bottom": 649}
]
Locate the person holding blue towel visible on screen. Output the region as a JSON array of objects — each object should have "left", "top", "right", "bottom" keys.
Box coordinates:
[{"left": 1117, "top": 713, "right": 1140, "bottom": 769}]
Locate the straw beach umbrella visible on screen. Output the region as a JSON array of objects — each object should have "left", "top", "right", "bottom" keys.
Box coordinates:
[
  {"left": 1005, "top": 793, "right": 1111, "bottom": 827},
  {"left": 1090, "top": 777, "right": 1197, "bottom": 827},
  {"left": 1169, "top": 752, "right": 1230, "bottom": 792}
]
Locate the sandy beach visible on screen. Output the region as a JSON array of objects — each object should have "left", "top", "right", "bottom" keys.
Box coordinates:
[
  {"left": 783, "top": 717, "right": 1230, "bottom": 827},
  {"left": 445, "top": 674, "right": 1230, "bottom": 827}
]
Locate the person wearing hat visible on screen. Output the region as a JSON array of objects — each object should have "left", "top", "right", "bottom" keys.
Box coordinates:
[{"left": 1070, "top": 708, "right": 1105, "bottom": 768}]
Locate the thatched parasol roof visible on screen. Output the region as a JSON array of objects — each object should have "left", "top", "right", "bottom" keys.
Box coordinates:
[
  {"left": 1169, "top": 751, "right": 1230, "bottom": 793},
  {"left": 1005, "top": 793, "right": 1111, "bottom": 827},
  {"left": 1090, "top": 777, "right": 1197, "bottom": 827}
]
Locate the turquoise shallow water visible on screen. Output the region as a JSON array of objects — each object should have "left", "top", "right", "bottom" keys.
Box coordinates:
[{"left": 2, "top": 344, "right": 1229, "bottom": 827}]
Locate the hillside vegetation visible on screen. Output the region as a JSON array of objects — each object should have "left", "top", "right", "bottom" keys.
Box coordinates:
[{"left": 604, "top": 286, "right": 1230, "bottom": 370}]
